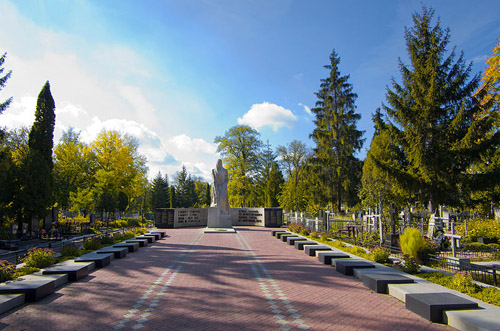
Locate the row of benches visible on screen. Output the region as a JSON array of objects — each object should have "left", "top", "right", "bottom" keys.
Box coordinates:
[
  {"left": 272, "top": 230, "right": 500, "bottom": 330},
  {"left": 0, "top": 230, "right": 166, "bottom": 314}
]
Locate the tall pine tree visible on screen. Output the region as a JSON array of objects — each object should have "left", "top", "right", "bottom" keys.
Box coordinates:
[
  {"left": 310, "top": 49, "right": 364, "bottom": 212},
  {"left": 377, "top": 7, "right": 500, "bottom": 211},
  {"left": 22, "top": 81, "right": 56, "bottom": 229},
  {"left": 150, "top": 172, "right": 169, "bottom": 211},
  {"left": 0, "top": 52, "right": 12, "bottom": 116}
]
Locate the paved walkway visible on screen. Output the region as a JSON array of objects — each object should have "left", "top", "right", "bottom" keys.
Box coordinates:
[{"left": 0, "top": 227, "right": 449, "bottom": 330}]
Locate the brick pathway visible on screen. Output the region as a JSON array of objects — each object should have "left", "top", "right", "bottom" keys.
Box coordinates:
[{"left": 0, "top": 227, "right": 449, "bottom": 330}]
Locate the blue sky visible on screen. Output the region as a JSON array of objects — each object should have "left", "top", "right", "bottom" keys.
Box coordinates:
[{"left": 1, "top": 0, "right": 499, "bottom": 181}]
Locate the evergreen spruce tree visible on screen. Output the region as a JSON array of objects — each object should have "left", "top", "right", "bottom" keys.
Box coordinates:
[
  {"left": 205, "top": 183, "right": 211, "bottom": 206},
  {"left": 266, "top": 161, "right": 284, "bottom": 207},
  {"left": 310, "top": 49, "right": 364, "bottom": 212},
  {"left": 151, "top": 172, "right": 169, "bottom": 210},
  {"left": 377, "top": 7, "right": 500, "bottom": 211},
  {"left": 22, "top": 81, "right": 56, "bottom": 229},
  {"left": 0, "top": 52, "right": 12, "bottom": 116},
  {"left": 169, "top": 186, "right": 176, "bottom": 208}
]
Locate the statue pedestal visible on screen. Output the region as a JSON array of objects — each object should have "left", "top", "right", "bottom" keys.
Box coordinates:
[{"left": 204, "top": 207, "right": 236, "bottom": 233}]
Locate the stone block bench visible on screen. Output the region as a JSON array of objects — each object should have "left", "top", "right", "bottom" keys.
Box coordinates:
[
  {"left": 0, "top": 274, "right": 56, "bottom": 302},
  {"left": 406, "top": 292, "right": 478, "bottom": 323},
  {"left": 150, "top": 230, "right": 166, "bottom": 238},
  {"left": 0, "top": 294, "right": 24, "bottom": 314},
  {"left": 276, "top": 232, "right": 291, "bottom": 239},
  {"left": 144, "top": 233, "right": 161, "bottom": 241},
  {"left": 356, "top": 272, "right": 414, "bottom": 294},
  {"left": 96, "top": 246, "right": 128, "bottom": 259},
  {"left": 334, "top": 259, "right": 375, "bottom": 276},
  {"left": 272, "top": 230, "right": 287, "bottom": 236},
  {"left": 42, "top": 260, "right": 93, "bottom": 281},
  {"left": 294, "top": 241, "right": 318, "bottom": 250},
  {"left": 135, "top": 235, "right": 155, "bottom": 243},
  {"left": 126, "top": 238, "right": 149, "bottom": 247},
  {"left": 280, "top": 234, "right": 300, "bottom": 242},
  {"left": 304, "top": 245, "right": 332, "bottom": 257},
  {"left": 113, "top": 241, "right": 140, "bottom": 252},
  {"left": 286, "top": 236, "right": 308, "bottom": 245},
  {"left": 317, "top": 251, "right": 350, "bottom": 264},
  {"left": 75, "top": 252, "right": 113, "bottom": 268}
]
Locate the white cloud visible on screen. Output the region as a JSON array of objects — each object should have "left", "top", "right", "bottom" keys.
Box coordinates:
[
  {"left": 293, "top": 73, "right": 304, "bottom": 80},
  {"left": 118, "top": 84, "right": 158, "bottom": 128},
  {"left": 298, "top": 102, "right": 312, "bottom": 116},
  {"left": 237, "top": 102, "right": 297, "bottom": 131},
  {"left": 0, "top": 94, "right": 36, "bottom": 128}
]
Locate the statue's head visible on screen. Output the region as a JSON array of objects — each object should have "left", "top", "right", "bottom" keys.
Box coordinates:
[{"left": 216, "top": 159, "right": 223, "bottom": 169}]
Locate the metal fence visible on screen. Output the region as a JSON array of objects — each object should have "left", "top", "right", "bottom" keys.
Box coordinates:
[{"left": 427, "top": 254, "right": 499, "bottom": 286}]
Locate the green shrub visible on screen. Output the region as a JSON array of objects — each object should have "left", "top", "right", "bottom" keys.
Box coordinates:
[
  {"left": 476, "top": 287, "right": 500, "bottom": 307},
  {"left": 82, "top": 238, "right": 101, "bottom": 251},
  {"left": 134, "top": 228, "right": 148, "bottom": 235},
  {"left": 487, "top": 243, "right": 500, "bottom": 250},
  {"left": 369, "top": 246, "right": 391, "bottom": 263},
  {"left": 462, "top": 242, "right": 491, "bottom": 252},
  {"left": 492, "top": 249, "right": 500, "bottom": 261},
  {"left": 400, "top": 255, "right": 421, "bottom": 274},
  {"left": 419, "top": 238, "right": 440, "bottom": 263},
  {"left": 114, "top": 230, "right": 135, "bottom": 242},
  {"left": 400, "top": 227, "right": 425, "bottom": 259},
  {"left": 60, "top": 244, "right": 81, "bottom": 257},
  {"left": 0, "top": 260, "right": 16, "bottom": 283},
  {"left": 451, "top": 272, "right": 478, "bottom": 295},
  {"left": 456, "top": 219, "right": 500, "bottom": 242},
  {"left": 310, "top": 231, "right": 321, "bottom": 240},
  {"left": 13, "top": 266, "right": 40, "bottom": 278},
  {"left": 22, "top": 248, "right": 56, "bottom": 268},
  {"left": 100, "top": 235, "right": 114, "bottom": 245}
]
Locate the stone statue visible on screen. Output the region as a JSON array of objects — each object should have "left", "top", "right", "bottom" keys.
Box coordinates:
[{"left": 211, "top": 159, "right": 230, "bottom": 215}]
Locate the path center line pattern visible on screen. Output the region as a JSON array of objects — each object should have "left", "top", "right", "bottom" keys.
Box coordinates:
[
  {"left": 113, "top": 231, "right": 204, "bottom": 330},
  {"left": 235, "top": 232, "right": 310, "bottom": 330}
]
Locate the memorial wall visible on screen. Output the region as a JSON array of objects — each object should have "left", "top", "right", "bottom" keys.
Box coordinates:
[{"left": 155, "top": 207, "right": 282, "bottom": 228}]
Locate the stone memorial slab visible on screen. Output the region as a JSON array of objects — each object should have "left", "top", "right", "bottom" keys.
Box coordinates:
[
  {"left": 286, "top": 236, "right": 308, "bottom": 245},
  {"left": 150, "top": 230, "right": 166, "bottom": 238},
  {"left": 294, "top": 240, "right": 318, "bottom": 250},
  {"left": 42, "top": 260, "right": 91, "bottom": 281},
  {"left": 358, "top": 272, "right": 414, "bottom": 294},
  {"left": 0, "top": 294, "right": 25, "bottom": 315},
  {"left": 125, "top": 238, "right": 149, "bottom": 247},
  {"left": 272, "top": 230, "right": 287, "bottom": 236},
  {"left": 317, "top": 251, "right": 350, "bottom": 264},
  {"left": 406, "top": 292, "right": 479, "bottom": 323},
  {"left": 280, "top": 234, "right": 299, "bottom": 242},
  {"left": 335, "top": 259, "right": 375, "bottom": 275},
  {"left": 96, "top": 246, "right": 128, "bottom": 259},
  {"left": 75, "top": 252, "right": 113, "bottom": 268},
  {"left": 135, "top": 235, "right": 155, "bottom": 243},
  {"left": 113, "top": 242, "right": 139, "bottom": 252},
  {"left": 276, "top": 232, "right": 291, "bottom": 239},
  {"left": 0, "top": 275, "right": 55, "bottom": 302},
  {"left": 144, "top": 233, "right": 161, "bottom": 240},
  {"left": 304, "top": 245, "right": 332, "bottom": 257}
]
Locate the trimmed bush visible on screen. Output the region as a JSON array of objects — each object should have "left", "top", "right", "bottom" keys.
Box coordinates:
[
  {"left": 82, "top": 238, "right": 101, "bottom": 251},
  {"left": 22, "top": 248, "right": 56, "bottom": 269},
  {"left": 60, "top": 244, "right": 81, "bottom": 257},
  {"left": 369, "top": 246, "right": 391, "bottom": 263},
  {"left": 400, "top": 255, "right": 421, "bottom": 274},
  {"left": 400, "top": 227, "right": 425, "bottom": 259},
  {"left": 0, "top": 260, "right": 15, "bottom": 283}
]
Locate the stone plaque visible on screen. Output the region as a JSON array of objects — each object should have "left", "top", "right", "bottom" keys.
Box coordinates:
[{"left": 155, "top": 208, "right": 175, "bottom": 228}]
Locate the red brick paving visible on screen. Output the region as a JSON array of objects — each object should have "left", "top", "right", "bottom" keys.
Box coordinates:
[{"left": 0, "top": 227, "right": 449, "bottom": 330}]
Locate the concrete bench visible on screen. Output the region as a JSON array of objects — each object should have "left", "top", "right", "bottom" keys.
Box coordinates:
[
  {"left": 150, "top": 230, "right": 166, "bottom": 238},
  {"left": 0, "top": 294, "right": 24, "bottom": 314},
  {"left": 276, "top": 232, "right": 291, "bottom": 239},
  {"left": 144, "top": 233, "right": 161, "bottom": 241},
  {"left": 0, "top": 275, "right": 55, "bottom": 302},
  {"left": 96, "top": 246, "right": 128, "bottom": 259},
  {"left": 42, "top": 260, "right": 92, "bottom": 281},
  {"left": 286, "top": 236, "right": 308, "bottom": 245},
  {"left": 304, "top": 245, "right": 332, "bottom": 257},
  {"left": 280, "top": 234, "right": 299, "bottom": 242},
  {"left": 135, "top": 235, "right": 155, "bottom": 243},
  {"left": 294, "top": 241, "right": 318, "bottom": 250},
  {"left": 272, "top": 230, "right": 287, "bottom": 236},
  {"left": 113, "top": 241, "right": 139, "bottom": 252},
  {"left": 126, "top": 238, "right": 149, "bottom": 247},
  {"left": 406, "top": 292, "right": 478, "bottom": 323},
  {"left": 334, "top": 259, "right": 375, "bottom": 276},
  {"left": 317, "top": 251, "right": 350, "bottom": 264},
  {"left": 356, "top": 272, "right": 414, "bottom": 294},
  {"left": 75, "top": 252, "right": 113, "bottom": 268}
]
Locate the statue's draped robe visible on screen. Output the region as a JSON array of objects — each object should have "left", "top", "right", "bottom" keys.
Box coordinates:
[{"left": 211, "top": 166, "right": 229, "bottom": 214}]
